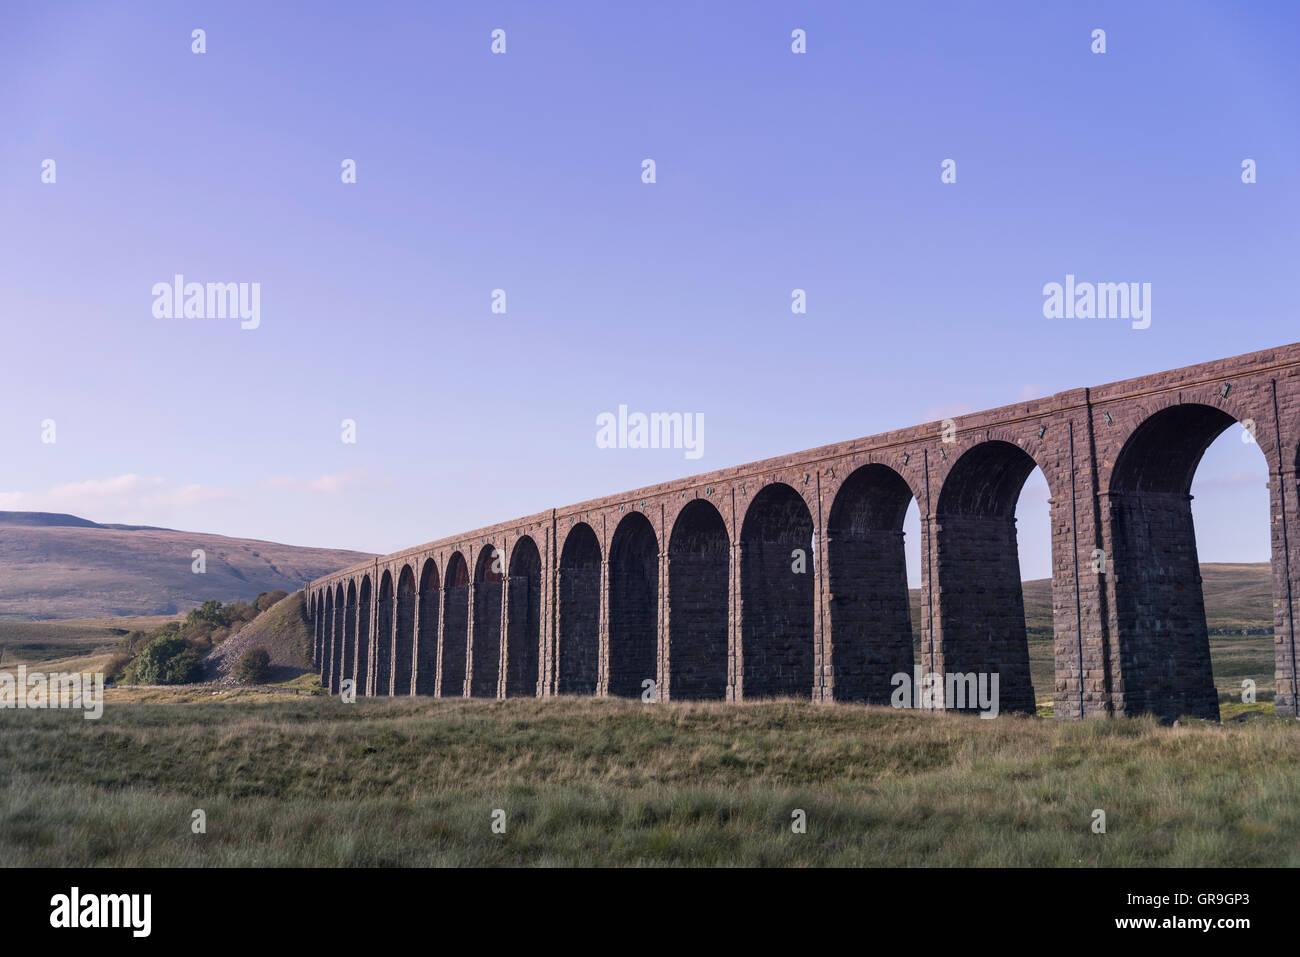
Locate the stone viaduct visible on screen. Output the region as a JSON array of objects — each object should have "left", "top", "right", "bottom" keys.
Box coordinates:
[{"left": 306, "top": 342, "right": 1300, "bottom": 720}]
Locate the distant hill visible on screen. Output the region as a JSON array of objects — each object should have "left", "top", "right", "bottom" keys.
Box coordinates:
[
  {"left": 909, "top": 561, "right": 1274, "bottom": 639},
  {"left": 0, "top": 512, "right": 374, "bottom": 619}
]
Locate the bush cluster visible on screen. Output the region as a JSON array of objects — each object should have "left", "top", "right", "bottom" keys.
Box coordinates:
[{"left": 111, "top": 591, "right": 288, "bottom": 685}]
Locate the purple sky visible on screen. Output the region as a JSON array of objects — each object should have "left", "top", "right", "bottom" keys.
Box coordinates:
[{"left": 2, "top": 0, "right": 1296, "bottom": 586}]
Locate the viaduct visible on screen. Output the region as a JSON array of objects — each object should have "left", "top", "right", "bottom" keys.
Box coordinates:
[{"left": 306, "top": 341, "right": 1300, "bottom": 720}]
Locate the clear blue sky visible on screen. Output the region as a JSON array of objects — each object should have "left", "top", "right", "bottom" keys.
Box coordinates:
[{"left": 1, "top": 0, "right": 1296, "bottom": 586}]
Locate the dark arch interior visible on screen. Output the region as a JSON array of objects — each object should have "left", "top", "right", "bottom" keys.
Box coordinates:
[
  {"left": 375, "top": 573, "right": 394, "bottom": 696},
  {"left": 321, "top": 590, "right": 335, "bottom": 690},
  {"left": 441, "top": 553, "right": 470, "bottom": 697},
  {"left": 558, "top": 523, "right": 601, "bottom": 694},
  {"left": 934, "top": 441, "right": 1039, "bottom": 714},
  {"left": 609, "top": 513, "right": 659, "bottom": 698},
  {"left": 393, "top": 567, "right": 416, "bottom": 696},
  {"left": 935, "top": 441, "right": 1038, "bottom": 518},
  {"left": 335, "top": 587, "right": 351, "bottom": 691},
  {"left": 668, "top": 499, "right": 730, "bottom": 700},
  {"left": 506, "top": 537, "right": 542, "bottom": 697},
  {"left": 740, "top": 483, "right": 814, "bottom": 699},
  {"left": 357, "top": 576, "right": 372, "bottom": 696},
  {"left": 1112, "top": 405, "right": 1236, "bottom": 494},
  {"left": 343, "top": 581, "right": 358, "bottom": 689},
  {"left": 1108, "top": 404, "right": 1240, "bottom": 720},
  {"left": 471, "top": 546, "right": 504, "bottom": 697},
  {"left": 310, "top": 594, "right": 320, "bottom": 668},
  {"left": 415, "top": 560, "right": 439, "bottom": 696},
  {"left": 826, "top": 464, "right": 916, "bottom": 703}
]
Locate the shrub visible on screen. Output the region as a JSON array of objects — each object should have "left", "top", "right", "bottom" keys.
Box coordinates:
[
  {"left": 102, "top": 653, "right": 132, "bottom": 684},
  {"left": 133, "top": 634, "right": 203, "bottom": 685},
  {"left": 234, "top": 647, "right": 272, "bottom": 684},
  {"left": 186, "top": 600, "right": 232, "bottom": 629},
  {"left": 255, "top": 590, "right": 288, "bottom": 613}
]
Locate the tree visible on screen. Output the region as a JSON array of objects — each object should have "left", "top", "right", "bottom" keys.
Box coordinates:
[
  {"left": 234, "top": 647, "right": 272, "bottom": 684},
  {"left": 186, "top": 600, "right": 232, "bottom": 628},
  {"left": 133, "top": 634, "right": 202, "bottom": 685}
]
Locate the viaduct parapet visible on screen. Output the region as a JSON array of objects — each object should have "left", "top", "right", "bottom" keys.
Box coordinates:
[{"left": 307, "top": 342, "right": 1300, "bottom": 720}]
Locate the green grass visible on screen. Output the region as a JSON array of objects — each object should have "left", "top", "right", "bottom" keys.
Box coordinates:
[{"left": 2, "top": 695, "right": 1298, "bottom": 866}]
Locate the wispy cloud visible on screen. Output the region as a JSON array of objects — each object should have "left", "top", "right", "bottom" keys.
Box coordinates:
[
  {"left": 261, "top": 469, "right": 370, "bottom": 495},
  {"left": 0, "top": 474, "right": 234, "bottom": 516}
]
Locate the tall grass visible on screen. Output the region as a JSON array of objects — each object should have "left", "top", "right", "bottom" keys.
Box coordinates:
[{"left": 2, "top": 695, "right": 1297, "bottom": 866}]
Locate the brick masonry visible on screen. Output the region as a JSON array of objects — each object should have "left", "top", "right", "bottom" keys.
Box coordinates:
[{"left": 306, "top": 342, "right": 1300, "bottom": 720}]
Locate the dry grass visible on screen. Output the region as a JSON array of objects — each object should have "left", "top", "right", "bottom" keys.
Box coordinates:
[{"left": 2, "top": 694, "right": 1297, "bottom": 867}]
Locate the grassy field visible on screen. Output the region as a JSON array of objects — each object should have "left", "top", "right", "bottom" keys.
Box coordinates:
[
  {"left": 0, "top": 614, "right": 182, "bottom": 677},
  {"left": 0, "top": 563, "right": 1289, "bottom": 867},
  {"left": 2, "top": 694, "right": 1298, "bottom": 867}
]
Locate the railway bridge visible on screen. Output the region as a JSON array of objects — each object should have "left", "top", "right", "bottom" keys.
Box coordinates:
[{"left": 306, "top": 342, "right": 1300, "bottom": 720}]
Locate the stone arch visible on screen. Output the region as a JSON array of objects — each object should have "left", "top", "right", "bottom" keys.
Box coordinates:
[
  {"left": 933, "top": 440, "right": 1045, "bottom": 714},
  {"left": 740, "top": 482, "right": 815, "bottom": 699},
  {"left": 472, "top": 545, "right": 504, "bottom": 697},
  {"left": 331, "top": 583, "right": 346, "bottom": 694},
  {"left": 375, "top": 570, "right": 394, "bottom": 696},
  {"left": 441, "top": 552, "right": 470, "bottom": 697},
  {"left": 826, "top": 463, "right": 917, "bottom": 703},
  {"left": 393, "top": 565, "right": 416, "bottom": 696},
  {"left": 316, "top": 591, "right": 326, "bottom": 669},
  {"left": 1105, "top": 402, "right": 1268, "bottom": 720},
  {"left": 309, "top": 592, "right": 319, "bottom": 666},
  {"left": 505, "top": 536, "right": 542, "bottom": 697},
  {"left": 609, "top": 512, "right": 659, "bottom": 698},
  {"left": 416, "top": 559, "right": 439, "bottom": 695},
  {"left": 321, "top": 589, "right": 334, "bottom": 686},
  {"left": 667, "top": 498, "right": 729, "bottom": 700},
  {"left": 558, "top": 522, "right": 601, "bottom": 694},
  {"left": 342, "top": 580, "right": 358, "bottom": 689},
  {"left": 357, "top": 575, "right": 372, "bottom": 696}
]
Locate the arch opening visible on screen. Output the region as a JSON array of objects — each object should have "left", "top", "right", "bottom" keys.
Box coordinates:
[
  {"left": 505, "top": 537, "right": 541, "bottom": 697},
  {"left": 310, "top": 593, "right": 320, "bottom": 668},
  {"left": 827, "top": 464, "right": 917, "bottom": 704},
  {"left": 740, "top": 483, "right": 815, "bottom": 699},
  {"left": 1108, "top": 403, "right": 1254, "bottom": 721},
  {"left": 472, "top": 546, "right": 504, "bottom": 697},
  {"left": 321, "top": 590, "right": 335, "bottom": 687},
  {"left": 667, "top": 499, "right": 729, "bottom": 700},
  {"left": 934, "top": 441, "right": 1040, "bottom": 714},
  {"left": 343, "top": 581, "right": 358, "bottom": 689},
  {"left": 558, "top": 523, "right": 601, "bottom": 694},
  {"left": 393, "top": 566, "right": 416, "bottom": 696},
  {"left": 331, "top": 584, "right": 346, "bottom": 694},
  {"left": 609, "top": 513, "right": 659, "bottom": 698},
  {"left": 416, "top": 560, "right": 439, "bottom": 695},
  {"left": 375, "top": 572, "right": 394, "bottom": 696},
  {"left": 441, "top": 553, "right": 470, "bottom": 697},
  {"left": 356, "top": 575, "right": 372, "bottom": 696}
]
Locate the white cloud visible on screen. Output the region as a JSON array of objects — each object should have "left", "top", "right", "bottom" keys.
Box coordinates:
[
  {"left": 0, "top": 474, "right": 233, "bottom": 518},
  {"left": 260, "top": 470, "right": 369, "bottom": 495},
  {"left": 308, "top": 471, "right": 365, "bottom": 494}
]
